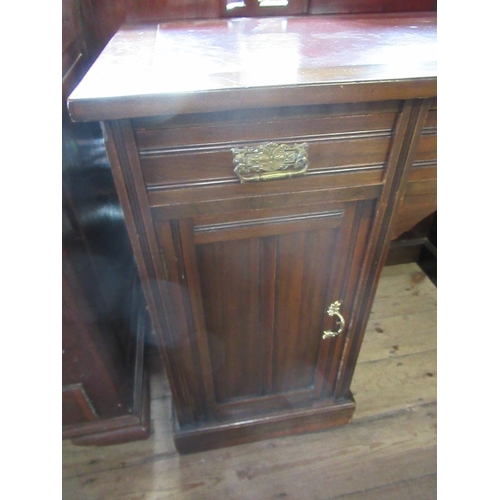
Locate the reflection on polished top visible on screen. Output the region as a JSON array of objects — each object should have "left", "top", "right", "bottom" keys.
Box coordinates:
[{"left": 68, "top": 13, "right": 437, "bottom": 121}]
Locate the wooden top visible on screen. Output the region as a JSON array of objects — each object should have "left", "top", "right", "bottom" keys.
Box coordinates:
[{"left": 68, "top": 12, "right": 437, "bottom": 121}]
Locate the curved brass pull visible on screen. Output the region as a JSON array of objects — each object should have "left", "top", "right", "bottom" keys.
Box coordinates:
[
  {"left": 232, "top": 142, "right": 309, "bottom": 183},
  {"left": 322, "top": 301, "right": 345, "bottom": 339}
]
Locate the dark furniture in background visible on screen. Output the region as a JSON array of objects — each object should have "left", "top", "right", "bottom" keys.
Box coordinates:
[
  {"left": 62, "top": 0, "right": 150, "bottom": 445},
  {"left": 63, "top": 0, "right": 437, "bottom": 54}
]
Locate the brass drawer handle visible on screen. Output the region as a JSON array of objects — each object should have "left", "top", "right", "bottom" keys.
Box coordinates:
[
  {"left": 323, "top": 301, "right": 345, "bottom": 339},
  {"left": 232, "top": 142, "right": 309, "bottom": 183}
]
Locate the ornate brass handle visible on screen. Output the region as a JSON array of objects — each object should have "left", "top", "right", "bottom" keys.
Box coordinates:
[
  {"left": 232, "top": 142, "right": 309, "bottom": 182},
  {"left": 322, "top": 301, "right": 345, "bottom": 339}
]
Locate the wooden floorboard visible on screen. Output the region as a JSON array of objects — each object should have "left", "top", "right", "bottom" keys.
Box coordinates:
[
  {"left": 325, "top": 473, "right": 437, "bottom": 500},
  {"left": 62, "top": 263, "right": 437, "bottom": 500}
]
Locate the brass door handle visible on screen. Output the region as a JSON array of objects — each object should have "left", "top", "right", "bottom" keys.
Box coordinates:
[{"left": 322, "top": 301, "right": 345, "bottom": 339}]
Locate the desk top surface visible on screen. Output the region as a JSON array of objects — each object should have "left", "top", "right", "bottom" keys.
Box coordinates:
[{"left": 68, "top": 13, "right": 437, "bottom": 121}]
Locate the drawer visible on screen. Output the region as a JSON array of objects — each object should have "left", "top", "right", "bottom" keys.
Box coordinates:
[
  {"left": 413, "top": 104, "right": 437, "bottom": 167},
  {"left": 392, "top": 102, "right": 437, "bottom": 238},
  {"left": 140, "top": 136, "right": 392, "bottom": 189},
  {"left": 133, "top": 101, "right": 402, "bottom": 191}
]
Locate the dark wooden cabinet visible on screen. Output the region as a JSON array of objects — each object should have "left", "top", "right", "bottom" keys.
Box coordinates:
[
  {"left": 68, "top": 13, "right": 437, "bottom": 453},
  {"left": 63, "top": 0, "right": 151, "bottom": 445},
  {"left": 308, "top": 0, "right": 436, "bottom": 15},
  {"left": 62, "top": 246, "right": 150, "bottom": 445}
]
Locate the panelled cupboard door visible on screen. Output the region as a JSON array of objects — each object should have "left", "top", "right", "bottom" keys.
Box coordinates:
[{"left": 155, "top": 198, "right": 376, "bottom": 423}]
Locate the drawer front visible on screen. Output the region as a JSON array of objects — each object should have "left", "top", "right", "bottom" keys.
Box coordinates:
[
  {"left": 412, "top": 104, "right": 437, "bottom": 169},
  {"left": 140, "top": 136, "right": 392, "bottom": 189},
  {"left": 407, "top": 102, "right": 436, "bottom": 194},
  {"left": 392, "top": 102, "right": 437, "bottom": 239},
  {"left": 133, "top": 101, "right": 402, "bottom": 191}
]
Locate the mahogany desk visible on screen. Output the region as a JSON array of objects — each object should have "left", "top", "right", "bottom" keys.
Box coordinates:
[{"left": 68, "top": 13, "right": 437, "bottom": 453}]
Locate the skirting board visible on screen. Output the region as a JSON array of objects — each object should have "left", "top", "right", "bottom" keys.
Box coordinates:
[{"left": 173, "top": 395, "right": 356, "bottom": 454}]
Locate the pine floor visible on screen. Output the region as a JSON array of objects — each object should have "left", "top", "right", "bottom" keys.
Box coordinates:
[{"left": 62, "top": 262, "right": 437, "bottom": 500}]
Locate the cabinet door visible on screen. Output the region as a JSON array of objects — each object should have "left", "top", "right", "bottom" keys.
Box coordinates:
[{"left": 156, "top": 198, "right": 375, "bottom": 422}]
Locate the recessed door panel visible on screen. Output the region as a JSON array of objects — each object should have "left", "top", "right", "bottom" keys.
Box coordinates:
[
  {"left": 192, "top": 204, "right": 353, "bottom": 408},
  {"left": 156, "top": 199, "right": 374, "bottom": 419},
  {"left": 196, "top": 237, "right": 264, "bottom": 402},
  {"left": 272, "top": 228, "right": 340, "bottom": 393}
]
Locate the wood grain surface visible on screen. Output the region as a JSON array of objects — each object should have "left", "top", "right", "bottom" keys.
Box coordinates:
[{"left": 67, "top": 13, "right": 437, "bottom": 121}]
